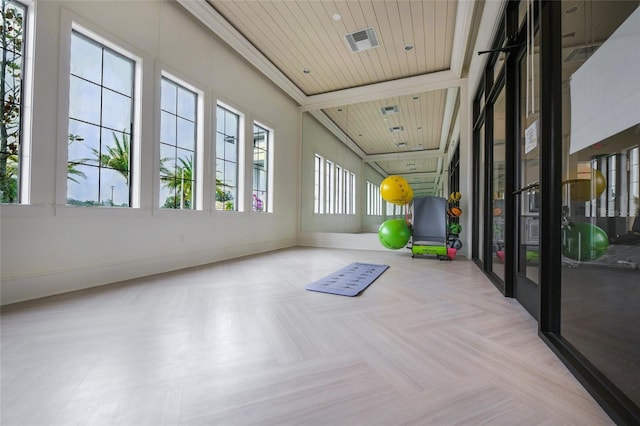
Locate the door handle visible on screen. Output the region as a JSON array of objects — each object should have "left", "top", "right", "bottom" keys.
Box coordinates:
[{"left": 512, "top": 181, "right": 540, "bottom": 195}]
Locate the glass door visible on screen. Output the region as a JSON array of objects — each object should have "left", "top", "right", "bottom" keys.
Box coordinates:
[
  {"left": 513, "top": 31, "right": 541, "bottom": 319},
  {"left": 559, "top": 0, "right": 640, "bottom": 410}
]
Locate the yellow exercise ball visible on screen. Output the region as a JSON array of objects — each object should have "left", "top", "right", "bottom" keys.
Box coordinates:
[
  {"left": 381, "top": 175, "right": 413, "bottom": 206},
  {"left": 564, "top": 169, "right": 606, "bottom": 202}
]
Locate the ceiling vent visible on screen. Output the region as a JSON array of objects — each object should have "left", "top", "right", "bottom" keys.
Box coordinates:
[
  {"left": 380, "top": 105, "right": 399, "bottom": 115},
  {"left": 564, "top": 44, "right": 601, "bottom": 62},
  {"left": 345, "top": 27, "right": 380, "bottom": 53},
  {"left": 389, "top": 126, "right": 404, "bottom": 133}
]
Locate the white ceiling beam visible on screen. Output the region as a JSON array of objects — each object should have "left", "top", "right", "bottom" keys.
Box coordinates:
[
  {"left": 363, "top": 150, "right": 444, "bottom": 163},
  {"left": 450, "top": 0, "right": 477, "bottom": 78},
  {"left": 405, "top": 172, "right": 440, "bottom": 178},
  {"left": 176, "top": 0, "right": 307, "bottom": 105},
  {"left": 438, "top": 87, "right": 459, "bottom": 152},
  {"left": 302, "top": 73, "right": 465, "bottom": 111}
]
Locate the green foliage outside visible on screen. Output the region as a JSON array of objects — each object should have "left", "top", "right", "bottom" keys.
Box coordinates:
[
  {"left": 0, "top": 0, "right": 23, "bottom": 203},
  {"left": 215, "top": 178, "right": 234, "bottom": 210},
  {"left": 67, "top": 130, "right": 130, "bottom": 207},
  {"left": 160, "top": 155, "right": 193, "bottom": 209},
  {"left": 94, "top": 131, "right": 130, "bottom": 183}
]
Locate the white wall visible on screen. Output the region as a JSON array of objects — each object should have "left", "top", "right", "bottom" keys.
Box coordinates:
[
  {"left": 300, "top": 112, "right": 364, "bottom": 234},
  {"left": 0, "top": 1, "right": 300, "bottom": 305}
]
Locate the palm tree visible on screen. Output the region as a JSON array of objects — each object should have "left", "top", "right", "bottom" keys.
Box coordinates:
[
  {"left": 94, "top": 131, "right": 130, "bottom": 183},
  {"left": 161, "top": 155, "right": 193, "bottom": 208}
]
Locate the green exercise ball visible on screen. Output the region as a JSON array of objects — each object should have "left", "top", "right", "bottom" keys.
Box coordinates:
[
  {"left": 562, "top": 222, "right": 609, "bottom": 261},
  {"left": 378, "top": 219, "right": 411, "bottom": 250}
]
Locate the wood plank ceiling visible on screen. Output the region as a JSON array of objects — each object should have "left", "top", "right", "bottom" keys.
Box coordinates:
[{"left": 185, "top": 0, "right": 474, "bottom": 196}]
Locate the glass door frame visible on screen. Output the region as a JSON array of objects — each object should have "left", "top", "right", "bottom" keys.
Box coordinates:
[{"left": 510, "top": 11, "right": 540, "bottom": 319}]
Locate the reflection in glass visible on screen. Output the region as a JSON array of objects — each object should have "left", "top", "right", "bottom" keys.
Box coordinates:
[
  {"left": 491, "top": 88, "right": 506, "bottom": 281},
  {"left": 519, "top": 30, "right": 540, "bottom": 285},
  {"left": 560, "top": 1, "right": 640, "bottom": 408}
]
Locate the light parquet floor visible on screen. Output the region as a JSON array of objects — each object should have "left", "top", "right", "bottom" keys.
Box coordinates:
[{"left": 1, "top": 247, "right": 613, "bottom": 425}]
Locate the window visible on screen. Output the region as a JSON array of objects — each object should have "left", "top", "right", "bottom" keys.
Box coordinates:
[
  {"left": 336, "top": 165, "right": 343, "bottom": 214},
  {"left": 337, "top": 168, "right": 356, "bottom": 215},
  {"left": 366, "top": 181, "right": 381, "bottom": 216},
  {"left": 386, "top": 200, "right": 394, "bottom": 216},
  {"left": 159, "top": 75, "right": 198, "bottom": 209},
  {"left": 349, "top": 171, "right": 356, "bottom": 214},
  {"left": 216, "top": 104, "right": 240, "bottom": 211},
  {"left": 630, "top": 147, "right": 639, "bottom": 217},
  {"left": 252, "top": 122, "right": 271, "bottom": 212},
  {"left": 67, "top": 30, "right": 135, "bottom": 207},
  {"left": 343, "top": 169, "right": 350, "bottom": 214},
  {"left": 313, "top": 154, "right": 323, "bottom": 214},
  {"left": 607, "top": 155, "right": 616, "bottom": 217},
  {"left": 0, "top": 0, "right": 26, "bottom": 203},
  {"left": 314, "top": 154, "right": 356, "bottom": 215},
  {"left": 325, "top": 160, "right": 334, "bottom": 214}
]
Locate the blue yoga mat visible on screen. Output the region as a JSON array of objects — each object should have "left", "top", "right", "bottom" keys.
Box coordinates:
[{"left": 305, "top": 262, "right": 389, "bottom": 297}]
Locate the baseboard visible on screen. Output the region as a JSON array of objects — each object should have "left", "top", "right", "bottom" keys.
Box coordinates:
[{"left": 297, "top": 232, "right": 388, "bottom": 251}]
